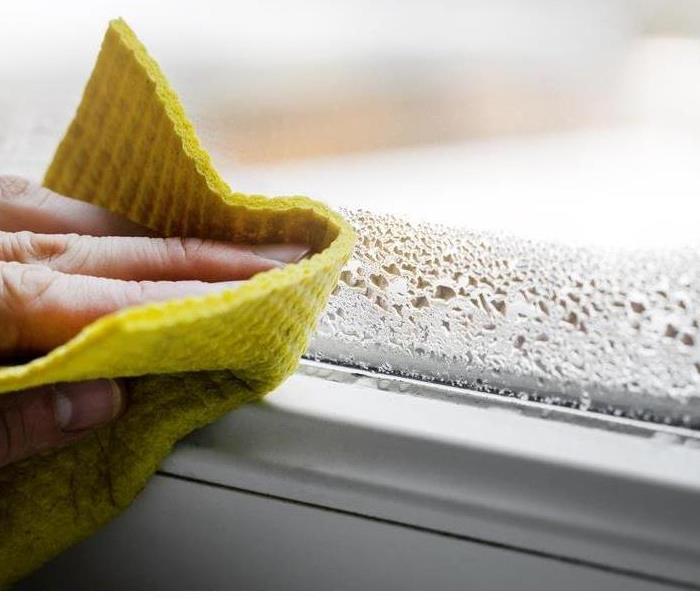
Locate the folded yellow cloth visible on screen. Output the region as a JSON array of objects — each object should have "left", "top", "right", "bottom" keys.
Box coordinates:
[{"left": 0, "top": 19, "right": 354, "bottom": 585}]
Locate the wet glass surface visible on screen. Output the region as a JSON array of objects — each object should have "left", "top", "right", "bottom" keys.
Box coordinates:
[{"left": 307, "top": 210, "right": 700, "bottom": 428}]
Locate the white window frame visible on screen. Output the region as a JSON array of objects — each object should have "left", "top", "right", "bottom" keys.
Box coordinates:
[{"left": 154, "top": 359, "right": 700, "bottom": 588}]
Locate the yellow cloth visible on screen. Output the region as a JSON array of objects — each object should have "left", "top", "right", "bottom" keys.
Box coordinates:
[{"left": 0, "top": 19, "right": 354, "bottom": 585}]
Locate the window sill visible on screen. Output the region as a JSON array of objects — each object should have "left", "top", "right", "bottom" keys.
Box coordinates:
[{"left": 158, "top": 360, "right": 700, "bottom": 587}]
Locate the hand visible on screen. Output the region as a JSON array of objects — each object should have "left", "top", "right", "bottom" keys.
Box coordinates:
[{"left": 0, "top": 175, "right": 309, "bottom": 467}]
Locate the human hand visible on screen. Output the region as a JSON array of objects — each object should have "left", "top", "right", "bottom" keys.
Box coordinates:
[{"left": 0, "top": 175, "right": 309, "bottom": 467}]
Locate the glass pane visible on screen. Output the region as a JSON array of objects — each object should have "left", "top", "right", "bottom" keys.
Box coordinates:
[
  {"left": 306, "top": 209, "right": 700, "bottom": 427},
  {"left": 3, "top": 0, "right": 699, "bottom": 427}
]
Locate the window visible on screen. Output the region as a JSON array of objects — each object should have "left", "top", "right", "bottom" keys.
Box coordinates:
[
  {"left": 2, "top": 0, "right": 699, "bottom": 429},
  {"left": 307, "top": 208, "right": 700, "bottom": 428},
  {"left": 6, "top": 2, "right": 700, "bottom": 589}
]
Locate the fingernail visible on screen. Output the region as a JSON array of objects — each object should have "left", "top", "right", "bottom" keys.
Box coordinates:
[
  {"left": 53, "top": 379, "right": 124, "bottom": 432},
  {"left": 253, "top": 244, "right": 310, "bottom": 264}
]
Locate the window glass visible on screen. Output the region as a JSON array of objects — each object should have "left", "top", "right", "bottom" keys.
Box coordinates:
[
  {"left": 2, "top": 1, "right": 699, "bottom": 426},
  {"left": 307, "top": 209, "right": 699, "bottom": 427}
]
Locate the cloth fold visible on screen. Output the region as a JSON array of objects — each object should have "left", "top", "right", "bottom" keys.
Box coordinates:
[{"left": 0, "top": 18, "right": 354, "bottom": 585}]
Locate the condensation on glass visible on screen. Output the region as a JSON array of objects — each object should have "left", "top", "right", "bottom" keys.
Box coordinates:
[{"left": 307, "top": 209, "right": 700, "bottom": 429}]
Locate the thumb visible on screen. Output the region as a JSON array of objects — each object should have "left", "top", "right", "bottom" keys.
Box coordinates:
[{"left": 0, "top": 379, "right": 125, "bottom": 468}]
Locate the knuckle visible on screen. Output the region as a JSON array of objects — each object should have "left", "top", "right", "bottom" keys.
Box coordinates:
[
  {"left": 0, "top": 175, "right": 32, "bottom": 202},
  {"left": 59, "top": 236, "right": 92, "bottom": 272},
  {"left": 0, "top": 231, "right": 71, "bottom": 265},
  {"left": 122, "top": 280, "right": 147, "bottom": 305},
  {"left": 0, "top": 263, "right": 58, "bottom": 354},
  {"left": 0, "top": 262, "right": 56, "bottom": 311},
  {"left": 28, "top": 233, "right": 72, "bottom": 263},
  {"left": 165, "top": 237, "right": 206, "bottom": 264},
  {"left": 0, "top": 176, "right": 57, "bottom": 221},
  {"left": 0, "top": 264, "right": 25, "bottom": 355},
  {"left": 0, "top": 231, "right": 33, "bottom": 262},
  {"left": 0, "top": 176, "right": 45, "bottom": 233}
]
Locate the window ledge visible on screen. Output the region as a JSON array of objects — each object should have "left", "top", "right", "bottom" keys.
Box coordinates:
[{"left": 162, "top": 361, "right": 700, "bottom": 587}]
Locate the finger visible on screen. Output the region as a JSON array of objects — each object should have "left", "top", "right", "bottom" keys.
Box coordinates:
[
  {"left": 0, "top": 231, "right": 309, "bottom": 281},
  {"left": 0, "top": 262, "right": 243, "bottom": 356},
  {"left": 0, "top": 175, "right": 154, "bottom": 236},
  {"left": 0, "top": 379, "right": 125, "bottom": 468}
]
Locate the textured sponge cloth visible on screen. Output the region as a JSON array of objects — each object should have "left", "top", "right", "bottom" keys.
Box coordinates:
[{"left": 0, "top": 19, "right": 354, "bottom": 585}]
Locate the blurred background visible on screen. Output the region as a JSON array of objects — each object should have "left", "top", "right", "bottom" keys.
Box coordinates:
[{"left": 2, "top": 0, "right": 700, "bottom": 247}]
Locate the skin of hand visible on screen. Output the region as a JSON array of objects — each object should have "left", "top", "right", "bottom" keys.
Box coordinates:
[{"left": 0, "top": 175, "right": 309, "bottom": 467}]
